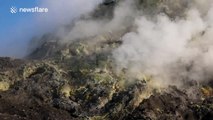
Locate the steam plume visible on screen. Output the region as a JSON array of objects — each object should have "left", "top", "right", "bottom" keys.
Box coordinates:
[{"left": 112, "top": 0, "right": 213, "bottom": 87}]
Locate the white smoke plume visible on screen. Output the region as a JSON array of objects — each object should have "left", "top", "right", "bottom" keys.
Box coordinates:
[
  {"left": 61, "top": 0, "right": 137, "bottom": 43},
  {"left": 39, "top": 0, "right": 103, "bottom": 27},
  {"left": 112, "top": 0, "right": 213, "bottom": 87}
]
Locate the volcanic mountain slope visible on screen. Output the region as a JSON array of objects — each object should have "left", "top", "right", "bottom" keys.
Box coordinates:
[
  {"left": 0, "top": 33, "right": 212, "bottom": 120},
  {"left": 0, "top": 0, "right": 213, "bottom": 120}
]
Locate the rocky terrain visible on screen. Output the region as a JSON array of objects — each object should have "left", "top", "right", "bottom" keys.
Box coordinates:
[{"left": 0, "top": 0, "right": 213, "bottom": 120}]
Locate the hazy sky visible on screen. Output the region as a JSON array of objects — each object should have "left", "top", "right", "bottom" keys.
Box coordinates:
[
  {"left": 0, "top": 0, "right": 45, "bottom": 57},
  {"left": 0, "top": 0, "right": 102, "bottom": 57}
]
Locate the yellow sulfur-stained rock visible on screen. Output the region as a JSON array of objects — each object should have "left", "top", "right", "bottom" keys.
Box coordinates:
[
  {"left": 0, "top": 82, "right": 10, "bottom": 91},
  {"left": 60, "top": 84, "right": 72, "bottom": 97},
  {"left": 89, "top": 115, "right": 107, "bottom": 120},
  {"left": 201, "top": 87, "right": 213, "bottom": 97}
]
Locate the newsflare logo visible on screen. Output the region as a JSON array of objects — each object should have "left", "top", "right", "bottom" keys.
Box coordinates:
[
  {"left": 10, "top": 6, "right": 17, "bottom": 14},
  {"left": 10, "top": 6, "right": 48, "bottom": 14}
]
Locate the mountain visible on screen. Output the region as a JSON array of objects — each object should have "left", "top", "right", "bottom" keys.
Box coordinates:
[{"left": 0, "top": 0, "right": 212, "bottom": 119}]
